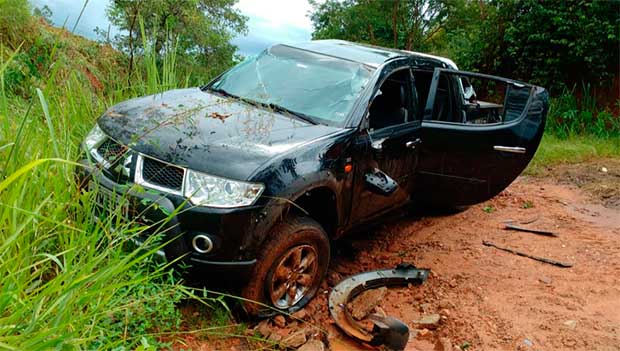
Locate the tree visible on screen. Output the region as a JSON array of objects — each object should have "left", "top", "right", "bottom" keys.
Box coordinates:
[
  {"left": 311, "top": 0, "right": 619, "bottom": 96},
  {"left": 500, "top": 0, "right": 619, "bottom": 92},
  {"left": 105, "top": 0, "right": 247, "bottom": 82},
  {"left": 309, "top": 0, "right": 450, "bottom": 52},
  {"left": 441, "top": 0, "right": 619, "bottom": 94},
  {"left": 33, "top": 5, "right": 53, "bottom": 25}
]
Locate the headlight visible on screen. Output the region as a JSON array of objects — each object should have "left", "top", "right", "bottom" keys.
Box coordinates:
[
  {"left": 84, "top": 124, "right": 106, "bottom": 151},
  {"left": 184, "top": 169, "right": 264, "bottom": 208}
]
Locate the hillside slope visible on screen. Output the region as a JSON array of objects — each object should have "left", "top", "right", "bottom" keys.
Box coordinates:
[{"left": 2, "top": 17, "right": 126, "bottom": 98}]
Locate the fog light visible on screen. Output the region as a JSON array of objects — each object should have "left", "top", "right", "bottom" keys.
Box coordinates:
[{"left": 192, "top": 234, "right": 214, "bottom": 254}]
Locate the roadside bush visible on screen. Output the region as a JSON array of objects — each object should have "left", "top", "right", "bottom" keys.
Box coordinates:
[{"left": 546, "top": 85, "right": 620, "bottom": 139}]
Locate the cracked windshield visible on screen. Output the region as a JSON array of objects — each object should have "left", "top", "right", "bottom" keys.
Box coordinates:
[{"left": 210, "top": 45, "right": 374, "bottom": 125}]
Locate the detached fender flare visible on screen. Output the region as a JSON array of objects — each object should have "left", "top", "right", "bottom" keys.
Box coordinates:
[{"left": 328, "top": 264, "right": 430, "bottom": 351}]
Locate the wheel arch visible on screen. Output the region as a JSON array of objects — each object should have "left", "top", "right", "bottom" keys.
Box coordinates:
[{"left": 290, "top": 185, "right": 340, "bottom": 239}]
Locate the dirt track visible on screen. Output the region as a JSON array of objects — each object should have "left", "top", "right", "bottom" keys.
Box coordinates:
[{"left": 180, "top": 159, "right": 620, "bottom": 351}]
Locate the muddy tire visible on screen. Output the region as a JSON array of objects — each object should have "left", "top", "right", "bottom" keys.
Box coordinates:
[{"left": 241, "top": 216, "right": 330, "bottom": 317}]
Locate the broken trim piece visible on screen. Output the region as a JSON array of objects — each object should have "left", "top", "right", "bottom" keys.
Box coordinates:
[
  {"left": 483, "top": 240, "right": 573, "bottom": 268},
  {"left": 504, "top": 223, "right": 558, "bottom": 237},
  {"left": 328, "top": 263, "right": 430, "bottom": 350}
]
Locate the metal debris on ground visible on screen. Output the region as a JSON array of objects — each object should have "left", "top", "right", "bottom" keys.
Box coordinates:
[
  {"left": 504, "top": 223, "right": 558, "bottom": 237},
  {"left": 482, "top": 240, "right": 573, "bottom": 268},
  {"left": 328, "top": 263, "right": 430, "bottom": 351}
]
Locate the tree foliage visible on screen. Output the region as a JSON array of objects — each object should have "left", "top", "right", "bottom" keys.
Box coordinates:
[
  {"left": 443, "top": 0, "right": 619, "bottom": 93},
  {"left": 310, "top": 0, "right": 619, "bottom": 96},
  {"left": 501, "top": 0, "right": 618, "bottom": 92},
  {"left": 103, "top": 0, "right": 247, "bottom": 82},
  {"left": 310, "top": 0, "right": 450, "bottom": 52}
]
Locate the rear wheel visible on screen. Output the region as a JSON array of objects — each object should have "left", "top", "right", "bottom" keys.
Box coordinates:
[{"left": 241, "top": 216, "right": 330, "bottom": 317}]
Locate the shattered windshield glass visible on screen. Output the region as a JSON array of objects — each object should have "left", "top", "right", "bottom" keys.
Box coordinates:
[{"left": 209, "top": 45, "right": 375, "bottom": 126}]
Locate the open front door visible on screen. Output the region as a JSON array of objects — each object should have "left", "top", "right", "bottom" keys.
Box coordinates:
[
  {"left": 412, "top": 68, "right": 549, "bottom": 206},
  {"left": 349, "top": 67, "right": 422, "bottom": 224}
]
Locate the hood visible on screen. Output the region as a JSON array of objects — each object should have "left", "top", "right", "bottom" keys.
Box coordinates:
[{"left": 97, "top": 88, "right": 341, "bottom": 180}]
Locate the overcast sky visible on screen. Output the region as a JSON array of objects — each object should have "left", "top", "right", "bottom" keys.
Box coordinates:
[{"left": 30, "top": 0, "right": 314, "bottom": 56}]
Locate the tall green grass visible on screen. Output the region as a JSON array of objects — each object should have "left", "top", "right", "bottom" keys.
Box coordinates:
[
  {"left": 528, "top": 83, "right": 620, "bottom": 175},
  {"left": 546, "top": 83, "right": 620, "bottom": 139},
  {"left": 0, "top": 22, "right": 222, "bottom": 348}
]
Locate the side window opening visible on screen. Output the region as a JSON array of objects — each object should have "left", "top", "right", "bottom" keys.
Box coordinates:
[
  {"left": 413, "top": 69, "right": 458, "bottom": 122},
  {"left": 413, "top": 70, "right": 432, "bottom": 119},
  {"left": 427, "top": 71, "right": 531, "bottom": 125},
  {"left": 369, "top": 69, "right": 412, "bottom": 130},
  {"left": 432, "top": 74, "right": 456, "bottom": 122}
]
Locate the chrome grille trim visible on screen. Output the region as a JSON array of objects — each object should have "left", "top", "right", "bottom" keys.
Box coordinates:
[
  {"left": 89, "top": 140, "right": 111, "bottom": 169},
  {"left": 89, "top": 136, "right": 128, "bottom": 170},
  {"left": 135, "top": 154, "right": 186, "bottom": 196},
  {"left": 141, "top": 157, "right": 184, "bottom": 190},
  {"left": 97, "top": 139, "right": 126, "bottom": 163}
]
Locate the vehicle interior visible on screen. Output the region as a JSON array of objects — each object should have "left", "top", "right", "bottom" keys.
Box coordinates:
[
  {"left": 369, "top": 68, "right": 532, "bottom": 128},
  {"left": 414, "top": 70, "right": 532, "bottom": 125},
  {"left": 413, "top": 70, "right": 458, "bottom": 123},
  {"left": 368, "top": 69, "right": 413, "bottom": 130}
]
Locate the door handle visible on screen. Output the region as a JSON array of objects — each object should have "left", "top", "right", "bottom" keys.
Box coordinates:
[
  {"left": 405, "top": 138, "right": 422, "bottom": 149},
  {"left": 494, "top": 145, "right": 526, "bottom": 154}
]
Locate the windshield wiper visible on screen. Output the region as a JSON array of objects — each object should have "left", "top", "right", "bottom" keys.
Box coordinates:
[
  {"left": 207, "top": 87, "right": 318, "bottom": 125},
  {"left": 266, "top": 103, "right": 318, "bottom": 125},
  {"left": 206, "top": 87, "right": 239, "bottom": 99}
]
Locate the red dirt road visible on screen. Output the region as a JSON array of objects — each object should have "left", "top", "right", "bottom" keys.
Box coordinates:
[
  {"left": 180, "top": 160, "right": 620, "bottom": 350},
  {"left": 319, "top": 172, "right": 620, "bottom": 350}
]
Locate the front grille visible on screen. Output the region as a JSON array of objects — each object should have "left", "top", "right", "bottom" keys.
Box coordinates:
[
  {"left": 141, "top": 157, "right": 185, "bottom": 191},
  {"left": 97, "top": 138, "right": 126, "bottom": 163}
]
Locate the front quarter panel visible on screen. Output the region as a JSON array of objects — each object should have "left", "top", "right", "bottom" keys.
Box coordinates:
[{"left": 243, "top": 128, "right": 357, "bottom": 250}]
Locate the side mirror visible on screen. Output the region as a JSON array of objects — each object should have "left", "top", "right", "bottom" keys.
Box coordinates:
[{"left": 365, "top": 168, "right": 398, "bottom": 196}]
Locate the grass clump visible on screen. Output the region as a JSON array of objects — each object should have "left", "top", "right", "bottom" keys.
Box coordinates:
[
  {"left": 0, "top": 89, "right": 188, "bottom": 351},
  {"left": 546, "top": 84, "right": 619, "bottom": 139},
  {"left": 529, "top": 84, "right": 619, "bottom": 175}
]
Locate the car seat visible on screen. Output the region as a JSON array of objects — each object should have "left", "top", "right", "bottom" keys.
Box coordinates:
[{"left": 369, "top": 82, "right": 408, "bottom": 129}]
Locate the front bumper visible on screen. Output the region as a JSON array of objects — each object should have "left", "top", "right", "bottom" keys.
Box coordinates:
[{"left": 78, "top": 159, "right": 260, "bottom": 285}]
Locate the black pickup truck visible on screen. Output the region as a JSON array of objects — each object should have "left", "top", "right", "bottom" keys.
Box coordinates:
[{"left": 80, "top": 40, "right": 548, "bottom": 315}]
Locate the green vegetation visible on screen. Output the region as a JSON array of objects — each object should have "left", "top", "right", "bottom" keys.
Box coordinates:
[
  {"left": 311, "top": 0, "right": 619, "bottom": 93},
  {"left": 527, "top": 135, "right": 620, "bottom": 175},
  {"left": 310, "top": 0, "right": 448, "bottom": 51},
  {"left": 101, "top": 0, "right": 247, "bottom": 85},
  {"left": 547, "top": 88, "right": 620, "bottom": 139},
  {"left": 482, "top": 205, "right": 495, "bottom": 213},
  {"left": 0, "top": 2, "right": 243, "bottom": 349},
  {"left": 0, "top": 0, "right": 31, "bottom": 44},
  {"left": 521, "top": 200, "right": 534, "bottom": 209}
]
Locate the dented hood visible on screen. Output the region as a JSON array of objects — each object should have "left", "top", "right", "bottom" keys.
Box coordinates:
[{"left": 97, "top": 88, "right": 340, "bottom": 180}]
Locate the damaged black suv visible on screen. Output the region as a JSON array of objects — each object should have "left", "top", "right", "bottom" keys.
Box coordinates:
[{"left": 80, "top": 40, "right": 548, "bottom": 315}]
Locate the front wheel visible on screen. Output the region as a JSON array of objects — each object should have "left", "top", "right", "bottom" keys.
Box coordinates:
[{"left": 241, "top": 216, "right": 330, "bottom": 317}]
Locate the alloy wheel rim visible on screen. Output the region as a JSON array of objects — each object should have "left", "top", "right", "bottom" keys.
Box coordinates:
[{"left": 269, "top": 244, "right": 319, "bottom": 309}]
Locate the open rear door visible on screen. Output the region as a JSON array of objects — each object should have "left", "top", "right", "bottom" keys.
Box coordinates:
[{"left": 412, "top": 68, "right": 549, "bottom": 206}]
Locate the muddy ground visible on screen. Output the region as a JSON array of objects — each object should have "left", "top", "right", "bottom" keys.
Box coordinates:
[{"left": 176, "top": 159, "right": 620, "bottom": 351}]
